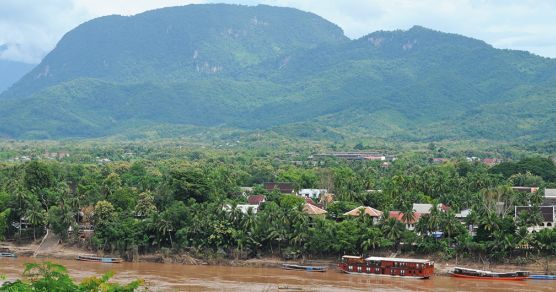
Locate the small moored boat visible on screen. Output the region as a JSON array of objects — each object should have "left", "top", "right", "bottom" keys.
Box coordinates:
[
  {"left": 528, "top": 275, "right": 556, "bottom": 280},
  {"left": 76, "top": 255, "right": 123, "bottom": 263},
  {"left": 338, "top": 256, "right": 434, "bottom": 279},
  {"left": 0, "top": 252, "right": 16, "bottom": 257},
  {"left": 282, "top": 264, "right": 327, "bottom": 272},
  {"left": 450, "top": 267, "right": 529, "bottom": 280}
]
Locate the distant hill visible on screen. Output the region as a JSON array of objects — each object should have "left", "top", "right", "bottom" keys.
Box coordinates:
[
  {"left": 1, "top": 4, "right": 555, "bottom": 141},
  {"left": 0, "top": 60, "right": 35, "bottom": 93}
]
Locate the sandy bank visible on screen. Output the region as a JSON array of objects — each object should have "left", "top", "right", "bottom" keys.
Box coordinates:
[{"left": 2, "top": 241, "right": 555, "bottom": 275}]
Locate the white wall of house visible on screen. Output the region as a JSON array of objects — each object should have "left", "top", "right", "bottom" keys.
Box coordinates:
[{"left": 527, "top": 222, "right": 554, "bottom": 233}]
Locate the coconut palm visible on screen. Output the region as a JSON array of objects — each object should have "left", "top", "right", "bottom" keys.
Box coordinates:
[
  {"left": 400, "top": 203, "right": 415, "bottom": 227},
  {"left": 25, "top": 199, "right": 46, "bottom": 241},
  {"left": 381, "top": 218, "right": 404, "bottom": 251},
  {"left": 14, "top": 184, "right": 30, "bottom": 237},
  {"left": 157, "top": 218, "right": 174, "bottom": 248}
]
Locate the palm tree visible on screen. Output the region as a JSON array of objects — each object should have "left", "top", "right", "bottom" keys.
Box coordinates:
[
  {"left": 157, "top": 218, "right": 174, "bottom": 248},
  {"left": 428, "top": 204, "right": 441, "bottom": 232},
  {"left": 381, "top": 218, "right": 404, "bottom": 251},
  {"left": 400, "top": 203, "right": 415, "bottom": 228},
  {"left": 480, "top": 211, "right": 500, "bottom": 233},
  {"left": 361, "top": 227, "right": 384, "bottom": 252},
  {"left": 25, "top": 199, "right": 46, "bottom": 241},
  {"left": 441, "top": 211, "right": 461, "bottom": 240},
  {"left": 14, "top": 185, "right": 30, "bottom": 237},
  {"left": 415, "top": 215, "right": 430, "bottom": 235}
]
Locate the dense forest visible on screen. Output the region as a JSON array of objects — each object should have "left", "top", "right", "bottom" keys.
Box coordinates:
[
  {"left": 1, "top": 4, "right": 556, "bottom": 141},
  {"left": 1, "top": 145, "right": 555, "bottom": 264}
]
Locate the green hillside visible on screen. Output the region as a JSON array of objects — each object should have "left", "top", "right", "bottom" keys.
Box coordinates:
[{"left": 1, "top": 4, "right": 555, "bottom": 141}]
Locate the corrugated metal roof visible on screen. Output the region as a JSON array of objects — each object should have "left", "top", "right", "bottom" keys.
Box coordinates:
[
  {"left": 545, "top": 189, "right": 556, "bottom": 198},
  {"left": 365, "top": 257, "right": 433, "bottom": 264}
]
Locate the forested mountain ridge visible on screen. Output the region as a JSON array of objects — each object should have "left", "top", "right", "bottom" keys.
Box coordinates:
[{"left": 1, "top": 4, "right": 555, "bottom": 140}]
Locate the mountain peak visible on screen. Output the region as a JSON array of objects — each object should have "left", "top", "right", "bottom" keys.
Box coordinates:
[{"left": 0, "top": 5, "right": 554, "bottom": 141}]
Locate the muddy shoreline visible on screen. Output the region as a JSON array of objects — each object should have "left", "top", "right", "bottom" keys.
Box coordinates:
[{"left": 2, "top": 241, "right": 555, "bottom": 276}]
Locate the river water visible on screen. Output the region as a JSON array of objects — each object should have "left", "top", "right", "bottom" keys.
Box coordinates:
[{"left": 0, "top": 257, "right": 553, "bottom": 291}]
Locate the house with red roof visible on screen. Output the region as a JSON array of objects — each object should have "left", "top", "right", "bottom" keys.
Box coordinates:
[
  {"left": 247, "top": 195, "right": 266, "bottom": 206},
  {"left": 482, "top": 158, "right": 501, "bottom": 166},
  {"left": 263, "top": 182, "right": 296, "bottom": 194},
  {"left": 389, "top": 211, "right": 423, "bottom": 231}
]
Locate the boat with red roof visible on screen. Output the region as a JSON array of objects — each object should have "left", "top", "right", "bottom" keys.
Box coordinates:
[{"left": 338, "top": 256, "right": 434, "bottom": 279}]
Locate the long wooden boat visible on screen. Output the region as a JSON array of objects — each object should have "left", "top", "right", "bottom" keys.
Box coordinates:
[
  {"left": 282, "top": 264, "right": 327, "bottom": 272},
  {"left": 76, "top": 255, "right": 123, "bottom": 263},
  {"left": 450, "top": 267, "right": 529, "bottom": 280},
  {"left": 528, "top": 275, "right": 556, "bottom": 280},
  {"left": 0, "top": 252, "right": 16, "bottom": 257},
  {"left": 338, "top": 256, "right": 434, "bottom": 279}
]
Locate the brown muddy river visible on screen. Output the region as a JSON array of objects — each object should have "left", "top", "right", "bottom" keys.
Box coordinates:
[{"left": 1, "top": 257, "right": 554, "bottom": 291}]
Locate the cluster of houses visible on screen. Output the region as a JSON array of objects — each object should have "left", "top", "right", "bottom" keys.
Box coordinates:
[
  {"left": 307, "top": 152, "right": 395, "bottom": 168},
  {"left": 310, "top": 152, "right": 395, "bottom": 162},
  {"left": 230, "top": 182, "right": 556, "bottom": 236},
  {"left": 44, "top": 151, "right": 70, "bottom": 160},
  {"left": 514, "top": 187, "right": 556, "bottom": 233},
  {"left": 432, "top": 157, "right": 501, "bottom": 166},
  {"left": 231, "top": 183, "right": 331, "bottom": 216}
]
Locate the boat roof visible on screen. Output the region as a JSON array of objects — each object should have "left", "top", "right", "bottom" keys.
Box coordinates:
[
  {"left": 365, "top": 257, "right": 433, "bottom": 264},
  {"left": 342, "top": 255, "right": 363, "bottom": 259},
  {"left": 453, "top": 267, "right": 493, "bottom": 273},
  {"left": 453, "top": 267, "right": 526, "bottom": 274}
]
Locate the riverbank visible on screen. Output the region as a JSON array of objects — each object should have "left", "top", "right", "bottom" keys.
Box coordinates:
[{"left": 2, "top": 241, "right": 555, "bottom": 276}]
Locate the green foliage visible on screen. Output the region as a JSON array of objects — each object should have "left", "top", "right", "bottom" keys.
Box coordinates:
[
  {"left": 93, "top": 200, "right": 115, "bottom": 227},
  {"left": 490, "top": 157, "right": 556, "bottom": 181},
  {"left": 0, "top": 149, "right": 555, "bottom": 262},
  {"left": 0, "top": 208, "right": 11, "bottom": 240},
  {"left": 0, "top": 262, "right": 143, "bottom": 291}
]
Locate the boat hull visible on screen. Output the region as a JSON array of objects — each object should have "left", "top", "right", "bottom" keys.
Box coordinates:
[
  {"left": 450, "top": 273, "right": 528, "bottom": 281},
  {"left": 529, "top": 275, "right": 556, "bottom": 280},
  {"left": 282, "top": 264, "right": 327, "bottom": 272},
  {"left": 76, "top": 256, "right": 123, "bottom": 263},
  {"left": 341, "top": 270, "right": 429, "bottom": 279}
]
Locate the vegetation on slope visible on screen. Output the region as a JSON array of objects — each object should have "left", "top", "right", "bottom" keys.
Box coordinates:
[{"left": 1, "top": 4, "right": 556, "bottom": 141}]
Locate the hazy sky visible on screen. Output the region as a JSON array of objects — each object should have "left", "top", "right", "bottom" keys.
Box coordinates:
[{"left": 2, "top": 0, "right": 556, "bottom": 64}]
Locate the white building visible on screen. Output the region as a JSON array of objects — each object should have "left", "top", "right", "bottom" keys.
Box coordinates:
[
  {"left": 298, "top": 189, "right": 327, "bottom": 200},
  {"left": 515, "top": 206, "right": 555, "bottom": 233},
  {"left": 223, "top": 204, "right": 259, "bottom": 214}
]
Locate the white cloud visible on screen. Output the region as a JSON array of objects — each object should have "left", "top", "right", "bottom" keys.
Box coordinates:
[
  {"left": 73, "top": 0, "right": 204, "bottom": 16},
  {"left": 1, "top": 0, "right": 556, "bottom": 63},
  {"left": 0, "top": 0, "right": 203, "bottom": 63}
]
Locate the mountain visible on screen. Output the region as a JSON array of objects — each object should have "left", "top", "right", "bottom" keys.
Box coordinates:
[
  {"left": 0, "top": 59, "right": 35, "bottom": 93},
  {"left": 1, "top": 4, "right": 555, "bottom": 141}
]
